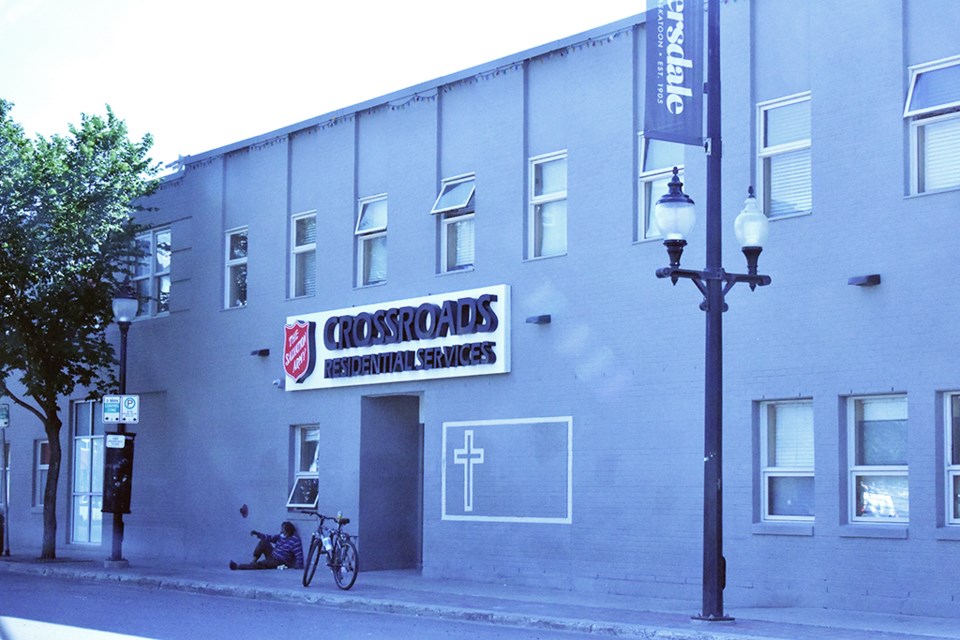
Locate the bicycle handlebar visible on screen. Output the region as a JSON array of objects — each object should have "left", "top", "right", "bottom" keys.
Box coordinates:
[{"left": 298, "top": 509, "right": 350, "bottom": 526}]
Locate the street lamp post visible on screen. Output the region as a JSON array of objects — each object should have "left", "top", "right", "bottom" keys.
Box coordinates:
[
  {"left": 0, "top": 406, "right": 9, "bottom": 556},
  {"left": 652, "top": 1, "right": 771, "bottom": 623},
  {"left": 109, "top": 284, "right": 138, "bottom": 565}
]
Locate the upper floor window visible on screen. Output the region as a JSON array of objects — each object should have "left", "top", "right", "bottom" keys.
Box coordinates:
[
  {"left": 432, "top": 174, "right": 475, "bottom": 273},
  {"left": 905, "top": 55, "right": 960, "bottom": 194},
  {"left": 134, "top": 228, "right": 171, "bottom": 317},
  {"left": 290, "top": 212, "right": 317, "bottom": 298},
  {"left": 638, "top": 136, "right": 685, "bottom": 240},
  {"left": 760, "top": 400, "right": 814, "bottom": 522},
  {"left": 287, "top": 424, "right": 319, "bottom": 509},
  {"left": 529, "top": 152, "right": 567, "bottom": 258},
  {"left": 848, "top": 395, "right": 908, "bottom": 523},
  {"left": 946, "top": 393, "right": 960, "bottom": 525},
  {"left": 758, "top": 93, "right": 811, "bottom": 217},
  {"left": 224, "top": 227, "right": 248, "bottom": 309},
  {"left": 356, "top": 195, "right": 387, "bottom": 286}
]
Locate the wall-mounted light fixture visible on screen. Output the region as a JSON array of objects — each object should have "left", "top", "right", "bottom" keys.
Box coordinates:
[
  {"left": 525, "top": 315, "right": 551, "bottom": 325},
  {"left": 848, "top": 274, "right": 881, "bottom": 287},
  {"left": 250, "top": 348, "right": 270, "bottom": 357}
]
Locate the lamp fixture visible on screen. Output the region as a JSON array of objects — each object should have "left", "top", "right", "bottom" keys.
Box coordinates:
[
  {"left": 653, "top": 168, "right": 697, "bottom": 272},
  {"left": 112, "top": 282, "right": 139, "bottom": 324},
  {"left": 733, "top": 188, "right": 769, "bottom": 290},
  {"left": 655, "top": 179, "right": 772, "bottom": 297},
  {"left": 848, "top": 274, "right": 881, "bottom": 287}
]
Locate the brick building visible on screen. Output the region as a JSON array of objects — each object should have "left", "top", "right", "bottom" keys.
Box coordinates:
[{"left": 3, "top": 2, "right": 960, "bottom": 617}]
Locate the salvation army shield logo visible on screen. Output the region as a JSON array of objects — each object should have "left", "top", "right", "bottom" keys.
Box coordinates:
[{"left": 283, "top": 320, "right": 317, "bottom": 383}]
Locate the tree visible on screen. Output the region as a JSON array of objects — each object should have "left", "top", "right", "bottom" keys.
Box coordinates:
[{"left": 0, "top": 99, "right": 158, "bottom": 559}]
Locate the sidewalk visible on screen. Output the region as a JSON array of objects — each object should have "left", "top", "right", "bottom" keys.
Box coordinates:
[{"left": 0, "top": 555, "right": 957, "bottom": 640}]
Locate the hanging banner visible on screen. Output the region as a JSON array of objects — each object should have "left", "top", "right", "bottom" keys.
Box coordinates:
[{"left": 644, "top": 0, "right": 704, "bottom": 146}]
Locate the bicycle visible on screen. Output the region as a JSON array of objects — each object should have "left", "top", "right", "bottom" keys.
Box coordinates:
[{"left": 300, "top": 510, "right": 359, "bottom": 590}]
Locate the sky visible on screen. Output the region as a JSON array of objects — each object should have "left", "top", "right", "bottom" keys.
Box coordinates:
[{"left": 1, "top": 0, "right": 645, "bottom": 169}]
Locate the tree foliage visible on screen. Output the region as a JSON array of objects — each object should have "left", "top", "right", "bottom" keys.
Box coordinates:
[{"left": 0, "top": 99, "right": 158, "bottom": 558}]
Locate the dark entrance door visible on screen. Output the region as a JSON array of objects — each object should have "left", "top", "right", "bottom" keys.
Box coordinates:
[{"left": 359, "top": 396, "right": 423, "bottom": 570}]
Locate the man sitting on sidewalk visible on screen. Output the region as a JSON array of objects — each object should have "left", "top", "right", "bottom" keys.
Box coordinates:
[{"left": 230, "top": 521, "right": 303, "bottom": 570}]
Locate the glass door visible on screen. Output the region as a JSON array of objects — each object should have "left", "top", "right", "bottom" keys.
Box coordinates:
[{"left": 71, "top": 402, "right": 104, "bottom": 544}]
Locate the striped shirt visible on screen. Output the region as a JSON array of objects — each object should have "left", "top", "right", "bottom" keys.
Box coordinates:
[{"left": 267, "top": 534, "right": 304, "bottom": 569}]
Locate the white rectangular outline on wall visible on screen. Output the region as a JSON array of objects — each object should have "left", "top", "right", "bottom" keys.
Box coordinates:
[{"left": 441, "top": 416, "right": 573, "bottom": 524}]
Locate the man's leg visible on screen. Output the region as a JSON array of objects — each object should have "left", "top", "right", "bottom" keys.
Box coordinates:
[
  {"left": 234, "top": 556, "right": 281, "bottom": 570},
  {"left": 252, "top": 537, "right": 273, "bottom": 562},
  {"left": 231, "top": 538, "right": 278, "bottom": 569}
]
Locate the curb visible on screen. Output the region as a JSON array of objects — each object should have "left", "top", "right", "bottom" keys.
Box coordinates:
[{"left": 0, "top": 562, "right": 780, "bottom": 640}]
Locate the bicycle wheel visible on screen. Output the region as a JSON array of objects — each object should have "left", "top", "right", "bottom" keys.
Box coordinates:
[
  {"left": 331, "top": 538, "right": 359, "bottom": 590},
  {"left": 302, "top": 538, "right": 321, "bottom": 587}
]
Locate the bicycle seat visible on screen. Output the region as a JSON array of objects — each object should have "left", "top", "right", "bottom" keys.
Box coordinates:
[{"left": 338, "top": 517, "right": 350, "bottom": 525}]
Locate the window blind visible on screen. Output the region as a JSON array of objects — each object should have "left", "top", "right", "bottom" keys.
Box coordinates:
[
  {"left": 765, "top": 100, "right": 810, "bottom": 147},
  {"left": 773, "top": 403, "right": 814, "bottom": 467},
  {"left": 767, "top": 149, "right": 811, "bottom": 217},
  {"left": 921, "top": 116, "right": 960, "bottom": 191},
  {"left": 452, "top": 218, "right": 475, "bottom": 268}
]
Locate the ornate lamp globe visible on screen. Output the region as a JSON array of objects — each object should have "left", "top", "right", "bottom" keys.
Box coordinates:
[
  {"left": 112, "top": 283, "right": 139, "bottom": 324},
  {"left": 733, "top": 187, "right": 769, "bottom": 249},
  {"left": 654, "top": 167, "right": 696, "bottom": 241}
]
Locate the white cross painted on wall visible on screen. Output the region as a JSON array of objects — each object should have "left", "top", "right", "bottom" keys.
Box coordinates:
[{"left": 453, "top": 430, "right": 484, "bottom": 512}]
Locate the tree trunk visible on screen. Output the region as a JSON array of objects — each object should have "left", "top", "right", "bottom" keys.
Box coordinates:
[{"left": 41, "top": 413, "right": 62, "bottom": 560}]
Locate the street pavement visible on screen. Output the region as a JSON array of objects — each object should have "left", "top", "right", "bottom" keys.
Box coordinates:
[{"left": 0, "top": 554, "right": 957, "bottom": 640}]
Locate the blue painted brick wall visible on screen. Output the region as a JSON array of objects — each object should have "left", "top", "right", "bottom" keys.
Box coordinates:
[{"left": 6, "top": 4, "right": 954, "bottom": 619}]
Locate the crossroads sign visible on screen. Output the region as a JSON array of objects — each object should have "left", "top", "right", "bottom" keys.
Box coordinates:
[{"left": 284, "top": 285, "right": 511, "bottom": 390}]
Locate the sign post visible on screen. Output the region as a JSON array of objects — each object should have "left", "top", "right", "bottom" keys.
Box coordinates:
[
  {"left": 102, "top": 394, "right": 139, "bottom": 567},
  {"left": 0, "top": 403, "right": 9, "bottom": 555}
]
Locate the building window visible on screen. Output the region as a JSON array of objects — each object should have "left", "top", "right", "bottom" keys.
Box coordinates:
[
  {"left": 529, "top": 152, "right": 567, "bottom": 258},
  {"left": 290, "top": 212, "right": 317, "bottom": 298},
  {"left": 905, "top": 55, "right": 960, "bottom": 194},
  {"left": 638, "top": 136, "right": 685, "bottom": 239},
  {"left": 134, "top": 228, "right": 171, "bottom": 317},
  {"left": 71, "top": 401, "right": 104, "bottom": 544},
  {"left": 758, "top": 93, "right": 811, "bottom": 218},
  {"left": 34, "top": 440, "right": 49, "bottom": 508},
  {"left": 946, "top": 393, "right": 960, "bottom": 525},
  {"left": 760, "top": 400, "right": 814, "bottom": 521},
  {"left": 287, "top": 425, "right": 319, "bottom": 509},
  {"left": 224, "top": 227, "right": 248, "bottom": 309},
  {"left": 355, "top": 195, "right": 387, "bottom": 286},
  {"left": 848, "top": 395, "right": 908, "bottom": 523},
  {"left": 432, "top": 174, "right": 475, "bottom": 272}
]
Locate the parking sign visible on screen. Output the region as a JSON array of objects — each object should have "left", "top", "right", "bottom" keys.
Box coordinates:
[{"left": 102, "top": 395, "right": 140, "bottom": 424}]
